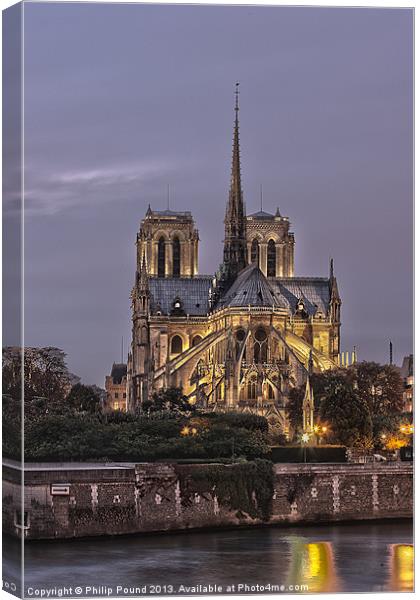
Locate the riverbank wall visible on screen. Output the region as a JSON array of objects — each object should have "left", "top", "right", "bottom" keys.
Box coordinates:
[{"left": 2, "top": 461, "right": 413, "bottom": 540}]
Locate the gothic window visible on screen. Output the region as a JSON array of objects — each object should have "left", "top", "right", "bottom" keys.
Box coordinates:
[
  {"left": 267, "top": 239, "right": 276, "bottom": 277},
  {"left": 173, "top": 236, "right": 181, "bottom": 278},
  {"left": 192, "top": 335, "right": 202, "bottom": 347},
  {"left": 141, "top": 326, "right": 148, "bottom": 344},
  {"left": 170, "top": 335, "right": 183, "bottom": 355},
  {"left": 254, "top": 327, "right": 268, "bottom": 363},
  {"left": 247, "top": 380, "right": 257, "bottom": 400},
  {"left": 158, "top": 237, "right": 165, "bottom": 278},
  {"left": 251, "top": 239, "right": 259, "bottom": 265},
  {"left": 267, "top": 384, "right": 275, "bottom": 400}
]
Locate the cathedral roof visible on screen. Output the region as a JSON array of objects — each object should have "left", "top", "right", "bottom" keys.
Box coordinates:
[
  {"left": 273, "top": 278, "right": 331, "bottom": 316},
  {"left": 149, "top": 277, "right": 213, "bottom": 316},
  {"left": 219, "top": 264, "right": 289, "bottom": 309},
  {"left": 247, "top": 210, "right": 276, "bottom": 219}
]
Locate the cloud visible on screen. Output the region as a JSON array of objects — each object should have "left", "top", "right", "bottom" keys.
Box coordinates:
[{"left": 4, "top": 158, "right": 193, "bottom": 217}]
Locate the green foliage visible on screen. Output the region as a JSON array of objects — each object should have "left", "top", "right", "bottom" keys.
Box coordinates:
[
  {"left": 347, "top": 361, "right": 404, "bottom": 415},
  {"left": 177, "top": 459, "right": 274, "bottom": 521},
  {"left": 319, "top": 378, "right": 373, "bottom": 448},
  {"left": 2, "top": 394, "right": 21, "bottom": 460},
  {"left": 9, "top": 409, "right": 270, "bottom": 462},
  {"left": 143, "top": 387, "right": 195, "bottom": 415},
  {"left": 286, "top": 386, "right": 305, "bottom": 434},
  {"left": 287, "top": 361, "right": 404, "bottom": 448},
  {"left": 67, "top": 383, "right": 101, "bottom": 413},
  {"left": 203, "top": 412, "right": 268, "bottom": 432},
  {"left": 2, "top": 346, "right": 73, "bottom": 405}
]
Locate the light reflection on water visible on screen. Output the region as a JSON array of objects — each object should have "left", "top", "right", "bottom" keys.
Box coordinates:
[{"left": 3, "top": 520, "right": 413, "bottom": 595}]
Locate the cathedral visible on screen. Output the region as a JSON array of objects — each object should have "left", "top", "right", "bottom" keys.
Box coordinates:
[{"left": 125, "top": 89, "right": 341, "bottom": 434}]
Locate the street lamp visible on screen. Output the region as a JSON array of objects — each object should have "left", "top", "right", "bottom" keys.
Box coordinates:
[{"left": 302, "top": 433, "right": 310, "bottom": 463}]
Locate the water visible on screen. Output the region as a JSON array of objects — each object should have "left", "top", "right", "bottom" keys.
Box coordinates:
[{"left": 3, "top": 521, "right": 413, "bottom": 596}]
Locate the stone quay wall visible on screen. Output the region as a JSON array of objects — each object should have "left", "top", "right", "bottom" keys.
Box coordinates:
[{"left": 2, "top": 461, "right": 413, "bottom": 540}]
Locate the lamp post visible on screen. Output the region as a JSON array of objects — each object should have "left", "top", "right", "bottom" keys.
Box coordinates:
[{"left": 302, "top": 433, "right": 310, "bottom": 463}]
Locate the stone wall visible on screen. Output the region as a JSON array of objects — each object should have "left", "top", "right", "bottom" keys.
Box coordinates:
[{"left": 2, "top": 461, "right": 413, "bottom": 540}]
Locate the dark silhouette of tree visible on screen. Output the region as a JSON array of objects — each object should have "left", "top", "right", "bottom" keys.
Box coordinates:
[
  {"left": 319, "top": 378, "right": 373, "bottom": 448},
  {"left": 347, "top": 361, "right": 404, "bottom": 415},
  {"left": 3, "top": 346, "right": 73, "bottom": 408},
  {"left": 67, "top": 383, "right": 101, "bottom": 413},
  {"left": 143, "top": 387, "right": 195, "bottom": 415}
]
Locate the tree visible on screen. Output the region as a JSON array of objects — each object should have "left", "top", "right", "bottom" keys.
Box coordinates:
[
  {"left": 319, "top": 378, "right": 373, "bottom": 448},
  {"left": 145, "top": 387, "right": 195, "bottom": 414},
  {"left": 348, "top": 361, "right": 404, "bottom": 415},
  {"left": 3, "top": 346, "right": 72, "bottom": 406},
  {"left": 67, "top": 383, "right": 102, "bottom": 413},
  {"left": 285, "top": 371, "right": 342, "bottom": 437},
  {"left": 286, "top": 385, "right": 305, "bottom": 434}
]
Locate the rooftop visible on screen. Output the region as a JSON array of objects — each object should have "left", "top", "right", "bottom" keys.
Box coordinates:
[
  {"left": 110, "top": 363, "right": 127, "bottom": 383},
  {"left": 145, "top": 206, "right": 193, "bottom": 220}
]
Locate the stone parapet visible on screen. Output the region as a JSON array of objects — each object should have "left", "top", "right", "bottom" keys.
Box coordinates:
[{"left": 2, "top": 461, "right": 413, "bottom": 540}]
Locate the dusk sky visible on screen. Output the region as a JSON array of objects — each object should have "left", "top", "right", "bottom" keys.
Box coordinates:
[{"left": 8, "top": 3, "right": 413, "bottom": 386}]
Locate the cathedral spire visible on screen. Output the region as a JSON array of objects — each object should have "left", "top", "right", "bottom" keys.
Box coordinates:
[{"left": 222, "top": 83, "right": 247, "bottom": 285}]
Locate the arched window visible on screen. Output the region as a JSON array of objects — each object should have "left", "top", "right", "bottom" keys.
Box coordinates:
[
  {"left": 170, "top": 335, "right": 183, "bottom": 355},
  {"left": 173, "top": 237, "right": 181, "bottom": 278},
  {"left": 267, "top": 240, "right": 276, "bottom": 277},
  {"left": 141, "top": 326, "right": 148, "bottom": 344},
  {"left": 251, "top": 239, "right": 259, "bottom": 265},
  {"left": 192, "top": 335, "right": 202, "bottom": 347},
  {"left": 247, "top": 380, "right": 257, "bottom": 400},
  {"left": 158, "top": 237, "right": 165, "bottom": 278},
  {"left": 254, "top": 328, "right": 268, "bottom": 364},
  {"left": 267, "top": 384, "right": 275, "bottom": 400}
]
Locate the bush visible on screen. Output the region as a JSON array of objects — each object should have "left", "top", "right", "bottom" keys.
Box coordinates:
[
  {"left": 13, "top": 410, "right": 270, "bottom": 462},
  {"left": 203, "top": 412, "right": 269, "bottom": 433}
]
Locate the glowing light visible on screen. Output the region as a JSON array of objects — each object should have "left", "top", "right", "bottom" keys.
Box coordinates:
[
  {"left": 400, "top": 424, "right": 413, "bottom": 434},
  {"left": 322, "top": 426, "right": 327, "bottom": 433},
  {"left": 288, "top": 541, "right": 340, "bottom": 592},
  {"left": 302, "top": 433, "right": 310, "bottom": 443},
  {"left": 191, "top": 427, "right": 197, "bottom": 435},
  {"left": 389, "top": 544, "right": 414, "bottom": 591},
  {"left": 180, "top": 426, "right": 190, "bottom": 436},
  {"left": 313, "top": 425, "right": 320, "bottom": 433}
]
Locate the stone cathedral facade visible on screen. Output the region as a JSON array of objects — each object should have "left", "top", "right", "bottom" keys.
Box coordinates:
[{"left": 126, "top": 93, "right": 341, "bottom": 434}]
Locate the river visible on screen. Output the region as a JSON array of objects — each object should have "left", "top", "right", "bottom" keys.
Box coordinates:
[{"left": 3, "top": 520, "right": 413, "bottom": 596}]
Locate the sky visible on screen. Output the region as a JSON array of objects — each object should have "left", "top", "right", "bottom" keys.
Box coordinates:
[{"left": 4, "top": 2, "right": 413, "bottom": 386}]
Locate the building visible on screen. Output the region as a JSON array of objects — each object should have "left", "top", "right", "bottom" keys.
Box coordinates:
[
  {"left": 105, "top": 363, "right": 128, "bottom": 411},
  {"left": 399, "top": 354, "right": 413, "bottom": 413},
  {"left": 126, "top": 90, "right": 341, "bottom": 433}
]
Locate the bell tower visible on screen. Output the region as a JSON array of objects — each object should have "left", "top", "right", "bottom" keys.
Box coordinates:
[{"left": 137, "top": 207, "right": 199, "bottom": 278}]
